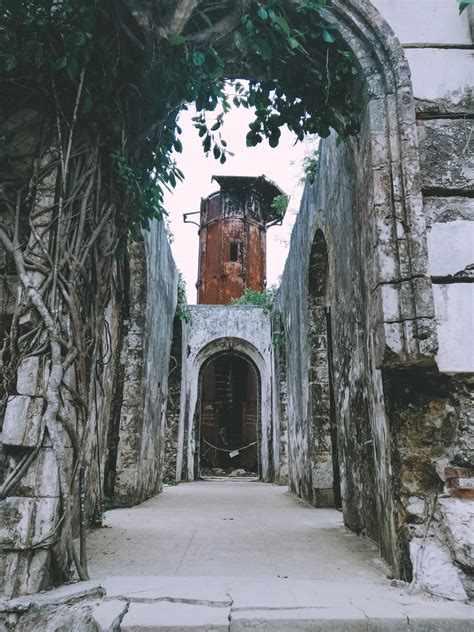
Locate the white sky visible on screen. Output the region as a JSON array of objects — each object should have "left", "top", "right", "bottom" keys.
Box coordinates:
[{"left": 164, "top": 102, "right": 318, "bottom": 303}]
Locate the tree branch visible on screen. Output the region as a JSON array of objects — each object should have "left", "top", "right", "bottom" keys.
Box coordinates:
[
  {"left": 185, "top": 1, "right": 246, "bottom": 44},
  {"left": 164, "top": 0, "right": 199, "bottom": 37}
]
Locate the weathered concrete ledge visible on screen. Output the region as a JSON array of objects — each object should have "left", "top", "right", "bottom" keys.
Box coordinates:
[{"left": 2, "top": 576, "right": 474, "bottom": 631}]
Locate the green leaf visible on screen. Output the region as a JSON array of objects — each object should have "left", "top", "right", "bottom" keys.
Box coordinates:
[
  {"left": 55, "top": 56, "right": 67, "bottom": 69},
  {"left": 66, "top": 55, "right": 79, "bottom": 78},
  {"left": 174, "top": 138, "right": 183, "bottom": 153},
  {"left": 274, "top": 15, "right": 291, "bottom": 36},
  {"left": 197, "top": 9, "right": 213, "bottom": 27},
  {"left": 257, "top": 7, "right": 268, "bottom": 20},
  {"left": 322, "top": 29, "right": 336, "bottom": 43},
  {"left": 459, "top": 0, "right": 473, "bottom": 13},
  {"left": 5, "top": 56, "right": 17, "bottom": 71},
  {"left": 192, "top": 51, "right": 206, "bottom": 66},
  {"left": 81, "top": 92, "right": 94, "bottom": 114},
  {"left": 268, "top": 128, "right": 281, "bottom": 148},
  {"left": 213, "top": 145, "right": 221, "bottom": 159},
  {"left": 203, "top": 135, "right": 211, "bottom": 152},
  {"left": 211, "top": 64, "right": 224, "bottom": 79},
  {"left": 234, "top": 31, "right": 244, "bottom": 51},
  {"left": 169, "top": 34, "right": 186, "bottom": 46},
  {"left": 287, "top": 37, "right": 299, "bottom": 49}
]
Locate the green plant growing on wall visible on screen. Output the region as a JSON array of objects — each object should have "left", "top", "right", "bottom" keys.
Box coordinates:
[
  {"left": 271, "top": 194, "right": 290, "bottom": 218},
  {"left": 176, "top": 274, "right": 192, "bottom": 324},
  {"left": 230, "top": 287, "right": 277, "bottom": 313},
  {"left": 301, "top": 146, "right": 320, "bottom": 184}
]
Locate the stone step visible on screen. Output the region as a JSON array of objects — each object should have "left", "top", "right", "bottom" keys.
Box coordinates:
[{"left": 3, "top": 576, "right": 474, "bottom": 632}]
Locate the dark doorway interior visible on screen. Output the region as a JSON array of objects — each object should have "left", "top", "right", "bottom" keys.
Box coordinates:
[{"left": 199, "top": 353, "right": 259, "bottom": 475}]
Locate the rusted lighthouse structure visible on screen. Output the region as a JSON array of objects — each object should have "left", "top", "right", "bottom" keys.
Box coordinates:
[{"left": 194, "top": 175, "right": 286, "bottom": 304}]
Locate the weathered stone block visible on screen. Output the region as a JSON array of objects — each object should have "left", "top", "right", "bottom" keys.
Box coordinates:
[
  {"left": 410, "top": 536, "right": 468, "bottom": 601},
  {"left": 433, "top": 284, "right": 474, "bottom": 373},
  {"left": 0, "top": 496, "right": 59, "bottom": 549},
  {"left": 121, "top": 601, "right": 230, "bottom": 631},
  {"left": 428, "top": 220, "right": 474, "bottom": 277},
  {"left": 445, "top": 465, "right": 474, "bottom": 500},
  {"left": 372, "top": 0, "right": 472, "bottom": 46},
  {"left": 423, "top": 196, "right": 474, "bottom": 231},
  {"left": 418, "top": 119, "right": 474, "bottom": 192},
  {"left": 1, "top": 550, "right": 50, "bottom": 596},
  {"left": 2, "top": 395, "right": 44, "bottom": 447},
  {"left": 439, "top": 497, "right": 474, "bottom": 570},
  {"left": 15, "top": 356, "right": 46, "bottom": 397},
  {"left": 6, "top": 447, "right": 60, "bottom": 498},
  {"left": 407, "top": 49, "right": 474, "bottom": 113}
]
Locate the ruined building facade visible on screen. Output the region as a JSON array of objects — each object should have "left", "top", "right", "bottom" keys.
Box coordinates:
[{"left": 1, "top": 0, "right": 473, "bottom": 605}]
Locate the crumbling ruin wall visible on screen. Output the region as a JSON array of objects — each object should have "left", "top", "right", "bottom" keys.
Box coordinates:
[
  {"left": 163, "top": 316, "right": 183, "bottom": 485},
  {"left": 0, "top": 105, "right": 125, "bottom": 594},
  {"left": 271, "top": 316, "right": 289, "bottom": 486},
  {"left": 0, "top": 211, "right": 176, "bottom": 597},
  {"left": 108, "top": 221, "right": 178, "bottom": 505},
  {"left": 277, "top": 118, "right": 390, "bottom": 550},
  {"left": 377, "top": 0, "right": 474, "bottom": 600},
  {"left": 277, "top": 0, "right": 473, "bottom": 602}
]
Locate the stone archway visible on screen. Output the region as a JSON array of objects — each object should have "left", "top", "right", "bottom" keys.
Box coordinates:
[
  {"left": 324, "top": 0, "right": 437, "bottom": 369},
  {"left": 196, "top": 350, "right": 261, "bottom": 478},
  {"left": 176, "top": 305, "right": 274, "bottom": 484}
]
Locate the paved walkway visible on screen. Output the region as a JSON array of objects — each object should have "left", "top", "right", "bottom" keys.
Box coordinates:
[
  {"left": 88, "top": 480, "right": 388, "bottom": 581},
  {"left": 79, "top": 481, "right": 474, "bottom": 630}
]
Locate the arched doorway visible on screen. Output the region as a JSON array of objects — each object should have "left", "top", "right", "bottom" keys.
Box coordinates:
[
  {"left": 178, "top": 331, "right": 273, "bottom": 483},
  {"left": 197, "top": 351, "right": 260, "bottom": 478}
]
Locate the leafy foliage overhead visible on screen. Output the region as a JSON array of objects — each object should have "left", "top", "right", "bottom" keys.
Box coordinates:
[{"left": 0, "top": 0, "right": 361, "bottom": 235}]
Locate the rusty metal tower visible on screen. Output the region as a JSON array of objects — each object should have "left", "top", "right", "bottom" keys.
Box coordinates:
[{"left": 186, "top": 175, "right": 286, "bottom": 305}]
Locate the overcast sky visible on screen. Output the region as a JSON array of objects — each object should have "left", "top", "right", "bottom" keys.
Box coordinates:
[{"left": 163, "top": 102, "right": 318, "bottom": 303}]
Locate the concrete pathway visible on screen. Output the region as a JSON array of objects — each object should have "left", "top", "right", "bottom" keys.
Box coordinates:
[
  {"left": 74, "top": 481, "right": 474, "bottom": 630},
  {"left": 88, "top": 480, "right": 388, "bottom": 581}
]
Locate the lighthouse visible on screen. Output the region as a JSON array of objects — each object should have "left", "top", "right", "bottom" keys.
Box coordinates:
[{"left": 193, "top": 175, "right": 286, "bottom": 305}]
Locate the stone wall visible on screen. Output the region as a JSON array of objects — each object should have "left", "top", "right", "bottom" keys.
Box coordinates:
[
  {"left": 163, "top": 316, "right": 183, "bottom": 484},
  {"left": 0, "top": 220, "right": 177, "bottom": 595},
  {"left": 0, "top": 275, "right": 123, "bottom": 595},
  {"left": 276, "top": 0, "right": 473, "bottom": 602},
  {"left": 111, "top": 221, "right": 178, "bottom": 505}
]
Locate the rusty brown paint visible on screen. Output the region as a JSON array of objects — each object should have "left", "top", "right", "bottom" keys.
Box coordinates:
[{"left": 196, "top": 175, "right": 285, "bottom": 305}]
